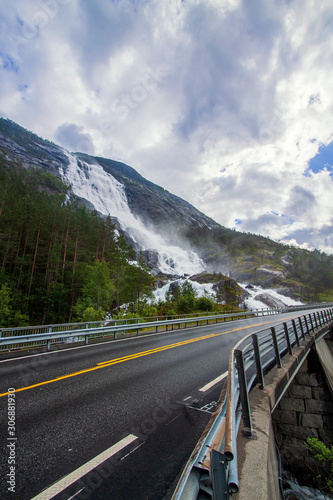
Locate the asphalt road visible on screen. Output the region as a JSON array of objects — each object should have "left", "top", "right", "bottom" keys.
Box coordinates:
[{"left": 0, "top": 311, "right": 307, "bottom": 500}]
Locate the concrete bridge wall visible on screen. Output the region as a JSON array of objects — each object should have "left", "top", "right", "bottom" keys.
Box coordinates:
[
  {"left": 234, "top": 323, "right": 333, "bottom": 500},
  {"left": 273, "top": 343, "right": 333, "bottom": 484}
]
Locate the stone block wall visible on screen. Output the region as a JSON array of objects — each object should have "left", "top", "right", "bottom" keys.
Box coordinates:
[{"left": 272, "top": 347, "right": 333, "bottom": 482}]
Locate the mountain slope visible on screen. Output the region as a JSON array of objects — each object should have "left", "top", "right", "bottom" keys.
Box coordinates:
[
  {"left": 1, "top": 117, "right": 333, "bottom": 303},
  {"left": 77, "top": 153, "right": 219, "bottom": 235},
  {"left": 0, "top": 119, "right": 218, "bottom": 234}
]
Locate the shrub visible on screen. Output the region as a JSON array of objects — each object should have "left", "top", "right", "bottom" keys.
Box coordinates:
[
  {"left": 195, "top": 296, "right": 215, "bottom": 311},
  {"left": 305, "top": 437, "right": 333, "bottom": 494}
]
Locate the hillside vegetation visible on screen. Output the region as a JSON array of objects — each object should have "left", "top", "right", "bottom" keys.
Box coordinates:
[
  {"left": 185, "top": 223, "right": 333, "bottom": 302},
  {"left": 0, "top": 161, "right": 154, "bottom": 326}
]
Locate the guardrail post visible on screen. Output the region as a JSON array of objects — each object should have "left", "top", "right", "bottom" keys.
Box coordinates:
[
  {"left": 298, "top": 317, "right": 305, "bottom": 340},
  {"left": 292, "top": 320, "right": 300, "bottom": 346},
  {"left": 315, "top": 312, "right": 320, "bottom": 328},
  {"left": 283, "top": 323, "right": 292, "bottom": 355},
  {"left": 210, "top": 450, "right": 229, "bottom": 500},
  {"left": 270, "top": 327, "right": 282, "bottom": 367},
  {"left": 234, "top": 350, "right": 252, "bottom": 435},
  {"left": 304, "top": 316, "right": 310, "bottom": 336},
  {"left": 318, "top": 311, "right": 323, "bottom": 326},
  {"left": 309, "top": 314, "right": 315, "bottom": 332},
  {"left": 85, "top": 335, "right": 89, "bottom": 344},
  {"left": 317, "top": 311, "right": 322, "bottom": 325},
  {"left": 252, "top": 334, "right": 264, "bottom": 388},
  {"left": 47, "top": 339, "right": 51, "bottom": 350}
]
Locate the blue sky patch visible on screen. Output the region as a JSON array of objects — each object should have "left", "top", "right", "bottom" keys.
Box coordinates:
[
  {"left": 1, "top": 53, "right": 19, "bottom": 73},
  {"left": 306, "top": 141, "right": 333, "bottom": 178},
  {"left": 232, "top": 218, "right": 243, "bottom": 229}
]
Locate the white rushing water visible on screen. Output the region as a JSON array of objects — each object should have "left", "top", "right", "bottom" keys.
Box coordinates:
[
  {"left": 60, "top": 153, "right": 205, "bottom": 276},
  {"left": 154, "top": 280, "right": 304, "bottom": 309},
  {"left": 153, "top": 278, "right": 215, "bottom": 303},
  {"left": 239, "top": 283, "right": 303, "bottom": 310},
  {"left": 283, "top": 473, "right": 332, "bottom": 500}
]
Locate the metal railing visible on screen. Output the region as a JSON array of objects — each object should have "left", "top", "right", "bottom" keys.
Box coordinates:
[
  {"left": 0, "top": 303, "right": 330, "bottom": 353},
  {"left": 172, "top": 306, "right": 333, "bottom": 499},
  {"left": 0, "top": 307, "right": 286, "bottom": 352}
]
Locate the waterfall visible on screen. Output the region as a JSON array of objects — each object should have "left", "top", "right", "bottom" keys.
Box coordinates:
[
  {"left": 239, "top": 283, "right": 303, "bottom": 310},
  {"left": 59, "top": 152, "right": 205, "bottom": 276}
]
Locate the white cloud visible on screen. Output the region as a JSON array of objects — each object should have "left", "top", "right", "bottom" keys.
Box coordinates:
[
  {"left": 0, "top": 0, "right": 332, "bottom": 253},
  {"left": 55, "top": 122, "right": 95, "bottom": 154}
]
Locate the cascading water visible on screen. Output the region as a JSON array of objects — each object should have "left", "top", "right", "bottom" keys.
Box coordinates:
[
  {"left": 59, "top": 152, "right": 205, "bottom": 276},
  {"left": 239, "top": 283, "right": 303, "bottom": 310},
  {"left": 58, "top": 152, "right": 305, "bottom": 310},
  {"left": 282, "top": 471, "right": 332, "bottom": 500},
  {"left": 153, "top": 278, "right": 215, "bottom": 302}
]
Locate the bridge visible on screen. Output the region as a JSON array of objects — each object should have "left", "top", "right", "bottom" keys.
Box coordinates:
[
  {"left": 0, "top": 305, "right": 332, "bottom": 499},
  {"left": 173, "top": 305, "right": 333, "bottom": 499}
]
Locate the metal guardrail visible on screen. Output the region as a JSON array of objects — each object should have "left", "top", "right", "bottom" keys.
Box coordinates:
[
  {"left": 0, "top": 308, "right": 284, "bottom": 352},
  {"left": 0, "top": 303, "right": 331, "bottom": 352},
  {"left": 172, "top": 305, "right": 333, "bottom": 499}
]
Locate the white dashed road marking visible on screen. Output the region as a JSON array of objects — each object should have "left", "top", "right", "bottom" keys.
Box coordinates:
[
  {"left": 199, "top": 371, "right": 228, "bottom": 392},
  {"left": 31, "top": 434, "right": 138, "bottom": 500}
]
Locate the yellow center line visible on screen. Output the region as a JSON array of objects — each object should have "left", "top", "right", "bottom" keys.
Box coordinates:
[{"left": 0, "top": 318, "right": 293, "bottom": 398}]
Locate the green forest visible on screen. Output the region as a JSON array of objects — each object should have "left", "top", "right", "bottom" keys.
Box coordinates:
[
  {"left": 0, "top": 160, "right": 222, "bottom": 328},
  {"left": 0, "top": 160, "right": 158, "bottom": 327}
]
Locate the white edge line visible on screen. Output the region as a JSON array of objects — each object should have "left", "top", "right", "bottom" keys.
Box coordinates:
[
  {"left": 199, "top": 371, "right": 228, "bottom": 392},
  {"left": 67, "top": 488, "right": 84, "bottom": 500},
  {"left": 0, "top": 331, "right": 168, "bottom": 363},
  {"left": 0, "top": 322, "right": 207, "bottom": 364},
  {"left": 31, "top": 434, "right": 138, "bottom": 500},
  {"left": 120, "top": 441, "right": 145, "bottom": 461},
  {"left": 1, "top": 313, "right": 295, "bottom": 365},
  {"left": 0, "top": 314, "right": 254, "bottom": 364}
]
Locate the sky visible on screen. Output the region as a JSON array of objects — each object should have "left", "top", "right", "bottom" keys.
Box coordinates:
[{"left": 1, "top": 0, "right": 333, "bottom": 254}]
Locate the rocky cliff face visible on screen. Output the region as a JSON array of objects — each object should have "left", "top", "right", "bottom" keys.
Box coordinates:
[
  {"left": 0, "top": 120, "right": 69, "bottom": 176},
  {"left": 82, "top": 153, "right": 220, "bottom": 237},
  {"left": 0, "top": 119, "right": 218, "bottom": 255}
]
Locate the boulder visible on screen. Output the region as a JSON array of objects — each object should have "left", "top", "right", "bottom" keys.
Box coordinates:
[{"left": 254, "top": 293, "right": 286, "bottom": 309}]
